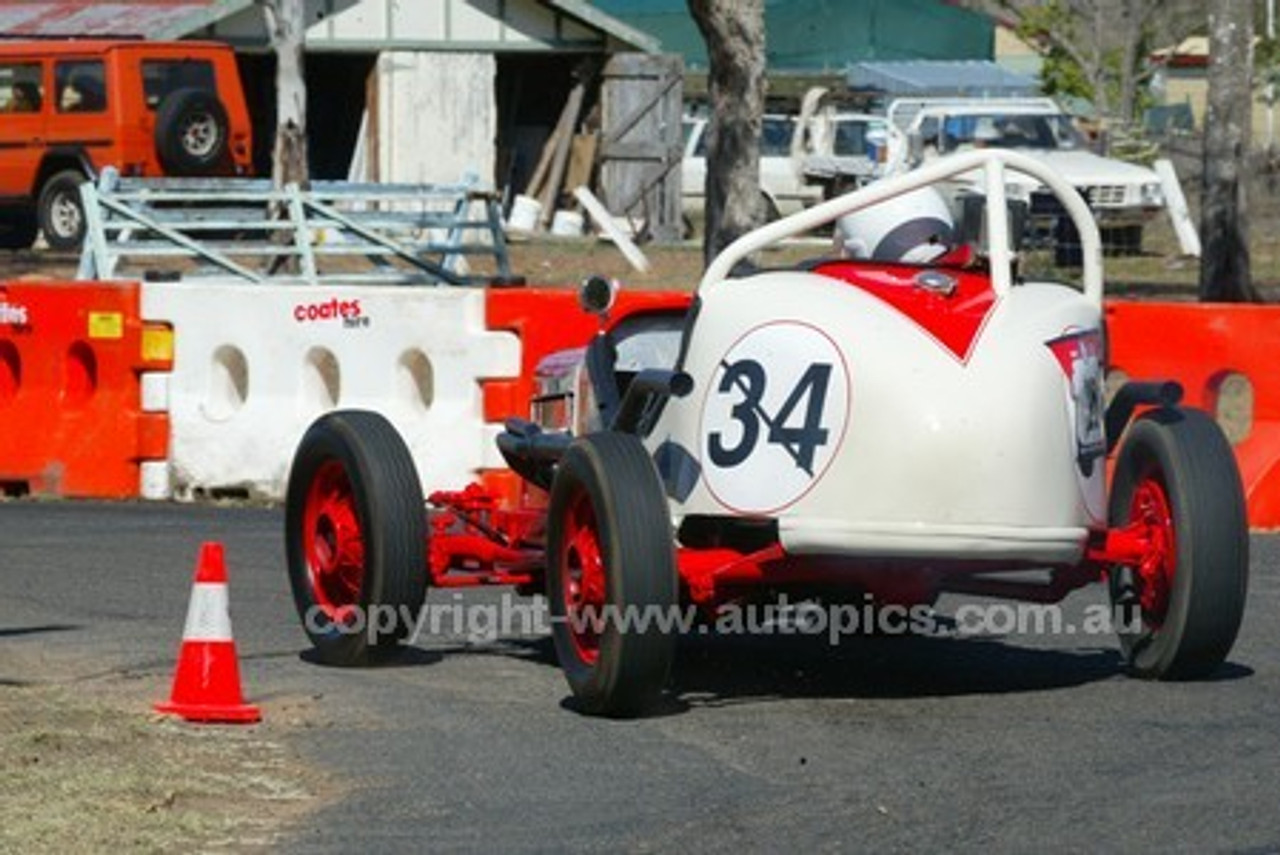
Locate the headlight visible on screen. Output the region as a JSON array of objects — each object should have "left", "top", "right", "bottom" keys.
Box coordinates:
[{"left": 1140, "top": 182, "right": 1164, "bottom": 206}]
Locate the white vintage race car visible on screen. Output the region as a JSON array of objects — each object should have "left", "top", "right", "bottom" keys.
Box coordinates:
[{"left": 285, "top": 149, "right": 1249, "bottom": 718}]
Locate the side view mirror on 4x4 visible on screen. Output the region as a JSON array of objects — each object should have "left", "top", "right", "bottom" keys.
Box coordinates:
[{"left": 0, "top": 39, "right": 253, "bottom": 251}]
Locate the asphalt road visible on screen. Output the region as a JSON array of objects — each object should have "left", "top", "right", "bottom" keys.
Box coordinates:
[{"left": 1, "top": 501, "right": 1278, "bottom": 853}]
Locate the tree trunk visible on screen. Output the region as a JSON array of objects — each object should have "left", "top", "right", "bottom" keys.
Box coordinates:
[
  {"left": 688, "top": 0, "right": 766, "bottom": 268},
  {"left": 259, "top": 0, "right": 309, "bottom": 191},
  {"left": 1200, "top": 0, "right": 1259, "bottom": 302},
  {"left": 1116, "top": 3, "right": 1142, "bottom": 125}
]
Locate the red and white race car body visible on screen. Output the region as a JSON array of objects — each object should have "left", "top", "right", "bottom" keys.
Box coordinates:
[
  {"left": 286, "top": 148, "right": 1247, "bottom": 718},
  {"left": 641, "top": 150, "right": 1108, "bottom": 564},
  {"left": 650, "top": 266, "right": 1105, "bottom": 564}
]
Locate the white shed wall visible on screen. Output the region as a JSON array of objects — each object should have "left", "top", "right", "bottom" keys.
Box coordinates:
[{"left": 377, "top": 51, "right": 496, "bottom": 186}]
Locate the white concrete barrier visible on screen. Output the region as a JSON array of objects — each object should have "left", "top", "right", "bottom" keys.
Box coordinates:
[{"left": 141, "top": 282, "right": 520, "bottom": 500}]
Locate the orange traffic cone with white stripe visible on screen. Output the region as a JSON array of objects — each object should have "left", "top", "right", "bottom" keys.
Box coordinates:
[{"left": 155, "top": 542, "right": 261, "bottom": 724}]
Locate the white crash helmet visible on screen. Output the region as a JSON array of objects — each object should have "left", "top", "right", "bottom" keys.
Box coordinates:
[{"left": 835, "top": 186, "right": 955, "bottom": 264}]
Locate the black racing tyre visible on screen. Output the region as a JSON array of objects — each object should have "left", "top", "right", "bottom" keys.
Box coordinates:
[
  {"left": 0, "top": 207, "right": 37, "bottom": 249},
  {"left": 155, "top": 88, "right": 230, "bottom": 175},
  {"left": 1108, "top": 407, "right": 1249, "bottom": 679},
  {"left": 37, "top": 170, "right": 87, "bottom": 251},
  {"left": 285, "top": 410, "right": 429, "bottom": 666},
  {"left": 546, "top": 432, "right": 678, "bottom": 717}
]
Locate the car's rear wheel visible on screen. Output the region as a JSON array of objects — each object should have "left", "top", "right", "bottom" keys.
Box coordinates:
[
  {"left": 285, "top": 410, "right": 428, "bottom": 665},
  {"left": 37, "top": 170, "right": 87, "bottom": 251},
  {"left": 1108, "top": 407, "right": 1248, "bottom": 679},
  {"left": 546, "top": 433, "right": 677, "bottom": 717}
]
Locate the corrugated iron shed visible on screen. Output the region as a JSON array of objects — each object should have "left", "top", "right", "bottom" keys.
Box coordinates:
[
  {"left": 0, "top": 1, "right": 656, "bottom": 51},
  {"left": 0, "top": 0, "right": 252, "bottom": 40}
]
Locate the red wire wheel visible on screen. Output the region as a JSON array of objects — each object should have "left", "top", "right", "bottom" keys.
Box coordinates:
[
  {"left": 556, "top": 488, "right": 608, "bottom": 665},
  {"left": 1127, "top": 470, "right": 1176, "bottom": 626},
  {"left": 546, "top": 433, "right": 678, "bottom": 717},
  {"left": 285, "top": 410, "right": 428, "bottom": 665},
  {"left": 300, "top": 459, "right": 366, "bottom": 625},
  {"left": 1108, "top": 407, "right": 1248, "bottom": 679}
]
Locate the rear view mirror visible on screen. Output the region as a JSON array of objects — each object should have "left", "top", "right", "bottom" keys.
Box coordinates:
[{"left": 579, "top": 274, "right": 618, "bottom": 318}]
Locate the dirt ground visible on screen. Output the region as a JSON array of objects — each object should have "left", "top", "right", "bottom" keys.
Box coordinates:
[{"left": 0, "top": 645, "right": 322, "bottom": 853}]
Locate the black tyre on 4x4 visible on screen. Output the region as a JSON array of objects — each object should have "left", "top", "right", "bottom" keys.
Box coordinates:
[
  {"left": 155, "top": 88, "right": 231, "bottom": 175},
  {"left": 37, "top": 170, "right": 87, "bottom": 252}
]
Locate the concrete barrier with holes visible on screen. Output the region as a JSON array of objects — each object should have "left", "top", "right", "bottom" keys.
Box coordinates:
[
  {"left": 1106, "top": 301, "right": 1279, "bottom": 528},
  {"left": 140, "top": 282, "right": 520, "bottom": 500}
]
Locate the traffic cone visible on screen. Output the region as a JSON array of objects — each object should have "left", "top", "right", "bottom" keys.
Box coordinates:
[{"left": 154, "top": 542, "right": 261, "bottom": 724}]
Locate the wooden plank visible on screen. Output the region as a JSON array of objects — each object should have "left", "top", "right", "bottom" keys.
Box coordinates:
[
  {"left": 1154, "top": 158, "right": 1200, "bottom": 257},
  {"left": 574, "top": 185, "right": 650, "bottom": 273},
  {"left": 365, "top": 62, "right": 380, "bottom": 183},
  {"left": 537, "top": 79, "right": 586, "bottom": 227},
  {"left": 524, "top": 122, "right": 562, "bottom": 201},
  {"left": 562, "top": 133, "right": 599, "bottom": 197}
]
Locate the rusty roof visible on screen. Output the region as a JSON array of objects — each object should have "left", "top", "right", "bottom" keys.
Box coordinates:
[{"left": 0, "top": 1, "right": 253, "bottom": 40}]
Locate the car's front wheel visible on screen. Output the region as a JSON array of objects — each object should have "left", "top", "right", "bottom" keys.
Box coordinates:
[
  {"left": 1108, "top": 407, "right": 1248, "bottom": 679},
  {"left": 546, "top": 433, "right": 678, "bottom": 717},
  {"left": 285, "top": 410, "right": 429, "bottom": 666}
]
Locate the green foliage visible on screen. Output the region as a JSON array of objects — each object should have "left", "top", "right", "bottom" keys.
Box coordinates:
[
  {"left": 1013, "top": 1, "right": 1093, "bottom": 100},
  {"left": 1040, "top": 45, "right": 1094, "bottom": 101}
]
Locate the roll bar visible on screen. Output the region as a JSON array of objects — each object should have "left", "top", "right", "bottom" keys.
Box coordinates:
[{"left": 699, "top": 148, "right": 1103, "bottom": 307}]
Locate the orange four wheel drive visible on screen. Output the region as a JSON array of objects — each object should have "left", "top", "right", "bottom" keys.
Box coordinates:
[{"left": 0, "top": 39, "right": 253, "bottom": 251}]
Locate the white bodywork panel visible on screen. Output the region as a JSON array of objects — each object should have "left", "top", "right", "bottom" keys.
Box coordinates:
[
  {"left": 646, "top": 150, "right": 1108, "bottom": 565},
  {"left": 645, "top": 273, "right": 1103, "bottom": 564}
]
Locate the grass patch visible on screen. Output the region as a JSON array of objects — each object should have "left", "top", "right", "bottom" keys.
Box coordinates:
[{"left": 0, "top": 683, "right": 314, "bottom": 852}]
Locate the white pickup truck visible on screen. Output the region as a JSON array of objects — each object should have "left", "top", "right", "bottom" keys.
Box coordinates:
[
  {"left": 885, "top": 97, "right": 1165, "bottom": 253},
  {"left": 681, "top": 108, "right": 890, "bottom": 225},
  {"left": 681, "top": 113, "right": 822, "bottom": 221}
]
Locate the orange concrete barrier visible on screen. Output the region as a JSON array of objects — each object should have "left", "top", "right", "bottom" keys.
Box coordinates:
[
  {"left": 483, "top": 287, "right": 691, "bottom": 423},
  {"left": 1107, "top": 300, "right": 1280, "bottom": 528},
  {"left": 481, "top": 287, "right": 690, "bottom": 504},
  {"left": 0, "top": 280, "right": 172, "bottom": 498}
]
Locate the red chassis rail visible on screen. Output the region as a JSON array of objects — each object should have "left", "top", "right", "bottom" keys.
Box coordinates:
[{"left": 426, "top": 483, "right": 1166, "bottom": 610}]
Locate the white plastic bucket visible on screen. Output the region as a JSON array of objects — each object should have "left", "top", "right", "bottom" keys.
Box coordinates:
[
  {"left": 550, "top": 209, "right": 585, "bottom": 237},
  {"left": 507, "top": 194, "right": 542, "bottom": 232}
]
